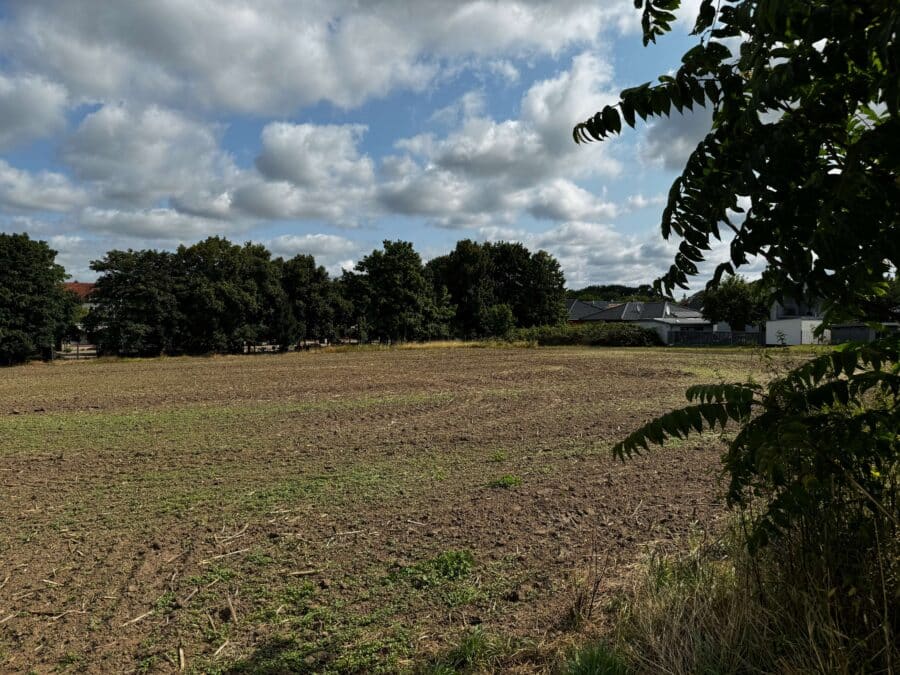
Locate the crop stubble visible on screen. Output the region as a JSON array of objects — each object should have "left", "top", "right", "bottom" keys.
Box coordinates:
[{"left": 0, "top": 346, "right": 765, "bottom": 672}]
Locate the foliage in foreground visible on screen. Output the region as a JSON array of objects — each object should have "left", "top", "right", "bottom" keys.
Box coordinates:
[
  {"left": 575, "top": 0, "right": 899, "bottom": 326},
  {"left": 612, "top": 339, "right": 900, "bottom": 670},
  {"left": 572, "top": 0, "right": 899, "bottom": 670}
]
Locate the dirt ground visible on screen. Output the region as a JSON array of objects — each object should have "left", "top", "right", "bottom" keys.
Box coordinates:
[{"left": 0, "top": 345, "right": 774, "bottom": 673}]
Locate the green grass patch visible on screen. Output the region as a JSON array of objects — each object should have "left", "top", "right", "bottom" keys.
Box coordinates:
[{"left": 488, "top": 474, "right": 522, "bottom": 489}]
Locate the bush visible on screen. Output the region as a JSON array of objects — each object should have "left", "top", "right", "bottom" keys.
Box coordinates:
[
  {"left": 612, "top": 338, "right": 900, "bottom": 671},
  {"left": 510, "top": 322, "right": 661, "bottom": 347}
]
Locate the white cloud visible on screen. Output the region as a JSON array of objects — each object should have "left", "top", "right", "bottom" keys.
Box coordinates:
[
  {"left": 0, "top": 74, "right": 68, "bottom": 150},
  {"left": 79, "top": 207, "right": 234, "bottom": 240},
  {"left": 0, "top": 1, "right": 631, "bottom": 115},
  {"left": 256, "top": 123, "right": 374, "bottom": 189},
  {"left": 0, "top": 161, "right": 88, "bottom": 212},
  {"left": 527, "top": 179, "right": 618, "bottom": 221},
  {"left": 266, "top": 233, "right": 368, "bottom": 276},
  {"left": 625, "top": 193, "right": 666, "bottom": 211},
  {"left": 378, "top": 52, "right": 623, "bottom": 227},
  {"left": 476, "top": 220, "right": 764, "bottom": 291},
  {"left": 62, "top": 103, "right": 237, "bottom": 207}
]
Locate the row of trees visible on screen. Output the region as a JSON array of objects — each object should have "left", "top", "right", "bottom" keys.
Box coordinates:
[{"left": 83, "top": 237, "right": 567, "bottom": 356}]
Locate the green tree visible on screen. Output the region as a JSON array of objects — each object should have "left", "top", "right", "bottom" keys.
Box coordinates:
[
  {"left": 574, "top": 0, "right": 899, "bottom": 667},
  {"left": 481, "top": 304, "right": 515, "bottom": 338},
  {"left": 0, "top": 233, "right": 75, "bottom": 365},
  {"left": 176, "top": 238, "right": 283, "bottom": 354},
  {"left": 567, "top": 283, "right": 667, "bottom": 302},
  {"left": 280, "top": 254, "right": 336, "bottom": 343},
  {"left": 486, "top": 242, "right": 567, "bottom": 328},
  {"left": 427, "top": 240, "right": 496, "bottom": 338},
  {"left": 350, "top": 240, "right": 453, "bottom": 342},
  {"left": 85, "top": 249, "right": 184, "bottom": 356},
  {"left": 700, "top": 275, "right": 767, "bottom": 330}
]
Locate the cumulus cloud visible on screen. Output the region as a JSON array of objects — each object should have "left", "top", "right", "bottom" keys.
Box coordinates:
[
  {"left": 0, "top": 74, "right": 68, "bottom": 150},
  {"left": 62, "top": 103, "right": 237, "bottom": 207},
  {"left": 79, "top": 207, "right": 235, "bottom": 240},
  {"left": 625, "top": 192, "right": 666, "bottom": 211},
  {"left": 379, "top": 52, "right": 622, "bottom": 227},
  {"left": 527, "top": 180, "right": 618, "bottom": 221},
  {"left": 256, "top": 123, "right": 373, "bottom": 188},
  {"left": 0, "top": 160, "right": 88, "bottom": 212},
  {"left": 0, "top": 1, "right": 631, "bottom": 115}
]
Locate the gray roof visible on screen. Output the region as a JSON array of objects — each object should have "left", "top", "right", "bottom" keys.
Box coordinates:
[
  {"left": 567, "top": 299, "right": 619, "bottom": 321},
  {"left": 568, "top": 300, "right": 704, "bottom": 322}
]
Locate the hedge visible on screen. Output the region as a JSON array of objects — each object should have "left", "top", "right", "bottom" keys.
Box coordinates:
[{"left": 510, "top": 322, "right": 661, "bottom": 347}]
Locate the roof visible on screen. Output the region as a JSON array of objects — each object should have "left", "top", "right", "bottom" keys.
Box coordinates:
[
  {"left": 567, "top": 299, "right": 620, "bottom": 321},
  {"left": 570, "top": 300, "right": 704, "bottom": 322},
  {"left": 647, "top": 317, "right": 715, "bottom": 326},
  {"left": 64, "top": 281, "right": 95, "bottom": 301}
]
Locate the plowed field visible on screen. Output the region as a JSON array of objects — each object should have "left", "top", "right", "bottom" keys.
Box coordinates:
[{"left": 0, "top": 346, "right": 772, "bottom": 673}]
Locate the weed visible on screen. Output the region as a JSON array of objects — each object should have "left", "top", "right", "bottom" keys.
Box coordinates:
[
  {"left": 154, "top": 591, "right": 177, "bottom": 612},
  {"left": 565, "top": 643, "right": 630, "bottom": 675},
  {"left": 488, "top": 474, "right": 522, "bottom": 488},
  {"left": 56, "top": 652, "right": 84, "bottom": 670},
  {"left": 245, "top": 550, "right": 275, "bottom": 567},
  {"left": 399, "top": 550, "right": 475, "bottom": 589},
  {"left": 488, "top": 449, "right": 507, "bottom": 463},
  {"left": 443, "top": 584, "right": 484, "bottom": 607},
  {"left": 426, "top": 627, "right": 519, "bottom": 672}
]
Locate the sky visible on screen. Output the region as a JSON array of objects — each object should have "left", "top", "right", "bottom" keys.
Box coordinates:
[{"left": 0, "top": 0, "right": 759, "bottom": 290}]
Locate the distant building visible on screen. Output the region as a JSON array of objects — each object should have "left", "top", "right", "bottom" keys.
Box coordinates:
[
  {"left": 64, "top": 281, "right": 96, "bottom": 307},
  {"left": 567, "top": 299, "right": 716, "bottom": 344},
  {"left": 765, "top": 295, "right": 827, "bottom": 345}
]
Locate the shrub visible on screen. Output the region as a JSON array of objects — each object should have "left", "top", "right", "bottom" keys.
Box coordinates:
[
  {"left": 613, "top": 338, "right": 900, "bottom": 671},
  {"left": 488, "top": 474, "right": 522, "bottom": 489}
]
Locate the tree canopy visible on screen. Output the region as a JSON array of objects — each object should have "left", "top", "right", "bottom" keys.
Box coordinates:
[
  {"left": 574, "top": 0, "right": 899, "bottom": 323},
  {"left": 567, "top": 283, "right": 668, "bottom": 302},
  {"left": 77, "top": 236, "right": 567, "bottom": 356},
  {"left": 700, "top": 275, "right": 767, "bottom": 330},
  {"left": 0, "top": 233, "right": 76, "bottom": 365},
  {"left": 427, "top": 239, "right": 567, "bottom": 337}
]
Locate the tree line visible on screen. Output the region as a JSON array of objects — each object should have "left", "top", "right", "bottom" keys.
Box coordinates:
[{"left": 0, "top": 232, "right": 568, "bottom": 362}]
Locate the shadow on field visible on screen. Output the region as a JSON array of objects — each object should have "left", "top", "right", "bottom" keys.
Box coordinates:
[{"left": 222, "top": 637, "right": 323, "bottom": 674}]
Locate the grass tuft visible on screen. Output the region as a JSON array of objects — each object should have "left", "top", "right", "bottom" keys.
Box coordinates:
[{"left": 488, "top": 474, "right": 522, "bottom": 489}]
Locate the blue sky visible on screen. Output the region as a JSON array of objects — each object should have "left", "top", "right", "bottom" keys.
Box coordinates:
[{"left": 0, "top": 0, "right": 753, "bottom": 289}]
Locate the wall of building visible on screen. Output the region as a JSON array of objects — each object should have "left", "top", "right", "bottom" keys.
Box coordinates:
[{"left": 766, "top": 318, "right": 829, "bottom": 345}]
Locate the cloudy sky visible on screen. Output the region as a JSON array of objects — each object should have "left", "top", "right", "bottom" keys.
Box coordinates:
[{"left": 0, "top": 0, "right": 752, "bottom": 289}]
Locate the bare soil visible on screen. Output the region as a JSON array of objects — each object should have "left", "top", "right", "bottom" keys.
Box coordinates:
[{"left": 0, "top": 346, "right": 770, "bottom": 673}]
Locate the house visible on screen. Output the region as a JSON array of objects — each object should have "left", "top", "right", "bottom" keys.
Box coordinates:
[
  {"left": 64, "top": 281, "right": 96, "bottom": 307},
  {"left": 567, "top": 299, "right": 716, "bottom": 344},
  {"left": 566, "top": 299, "right": 618, "bottom": 322},
  {"left": 765, "top": 295, "right": 828, "bottom": 345}
]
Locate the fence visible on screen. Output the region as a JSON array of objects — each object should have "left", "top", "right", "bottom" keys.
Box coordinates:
[{"left": 668, "top": 330, "right": 764, "bottom": 347}]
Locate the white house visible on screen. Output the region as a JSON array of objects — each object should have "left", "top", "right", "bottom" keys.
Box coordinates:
[{"left": 765, "top": 296, "right": 828, "bottom": 345}]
